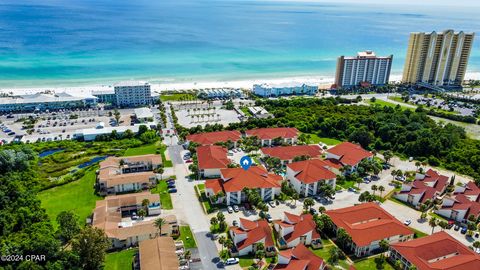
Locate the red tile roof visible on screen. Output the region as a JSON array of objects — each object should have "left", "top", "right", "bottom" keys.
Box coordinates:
[
  {"left": 326, "top": 203, "right": 413, "bottom": 246},
  {"left": 197, "top": 145, "right": 230, "bottom": 169},
  {"left": 220, "top": 166, "right": 282, "bottom": 193},
  {"left": 460, "top": 182, "right": 480, "bottom": 197},
  {"left": 442, "top": 194, "right": 480, "bottom": 219},
  {"left": 246, "top": 127, "right": 299, "bottom": 140},
  {"left": 261, "top": 145, "right": 323, "bottom": 161},
  {"left": 275, "top": 212, "right": 320, "bottom": 244},
  {"left": 204, "top": 179, "right": 223, "bottom": 195},
  {"left": 231, "top": 219, "right": 275, "bottom": 251},
  {"left": 400, "top": 169, "right": 449, "bottom": 204},
  {"left": 326, "top": 142, "right": 372, "bottom": 166},
  {"left": 391, "top": 231, "right": 480, "bottom": 270},
  {"left": 186, "top": 130, "right": 241, "bottom": 145},
  {"left": 275, "top": 244, "right": 324, "bottom": 270},
  {"left": 287, "top": 159, "right": 337, "bottom": 184}
]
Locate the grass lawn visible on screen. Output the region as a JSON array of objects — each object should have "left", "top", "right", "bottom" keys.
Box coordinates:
[
  {"left": 303, "top": 133, "right": 341, "bottom": 145},
  {"left": 238, "top": 255, "right": 255, "bottom": 267},
  {"left": 104, "top": 248, "right": 137, "bottom": 270},
  {"left": 309, "top": 246, "right": 350, "bottom": 269},
  {"left": 124, "top": 143, "right": 172, "bottom": 167},
  {"left": 412, "top": 227, "right": 428, "bottom": 238},
  {"left": 195, "top": 184, "right": 219, "bottom": 214},
  {"left": 160, "top": 93, "right": 196, "bottom": 102},
  {"left": 178, "top": 226, "right": 197, "bottom": 248},
  {"left": 124, "top": 143, "right": 158, "bottom": 156},
  {"left": 151, "top": 181, "right": 173, "bottom": 209},
  {"left": 354, "top": 256, "right": 394, "bottom": 270},
  {"left": 240, "top": 106, "right": 252, "bottom": 116},
  {"left": 38, "top": 167, "right": 102, "bottom": 228}
]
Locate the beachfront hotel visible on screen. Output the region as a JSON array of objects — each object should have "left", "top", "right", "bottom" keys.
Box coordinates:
[
  {"left": 93, "top": 81, "right": 154, "bottom": 107},
  {"left": 334, "top": 50, "right": 393, "bottom": 88},
  {"left": 402, "top": 29, "right": 475, "bottom": 87}
]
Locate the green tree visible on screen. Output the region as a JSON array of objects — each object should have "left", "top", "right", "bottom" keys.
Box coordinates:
[
  {"left": 371, "top": 184, "right": 378, "bottom": 195},
  {"left": 71, "top": 226, "right": 110, "bottom": 270},
  {"left": 154, "top": 217, "right": 166, "bottom": 236},
  {"left": 303, "top": 197, "right": 315, "bottom": 211},
  {"left": 429, "top": 217, "right": 438, "bottom": 234},
  {"left": 336, "top": 228, "right": 352, "bottom": 249},
  {"left": 56, "top": 210, "right": 81, "bottom": 243},
  {"left": 378, "top": 185, "right": 385, "bottom": 197},
  {"left": 328, "top": 246, "right": 341, "bottom": 265}
]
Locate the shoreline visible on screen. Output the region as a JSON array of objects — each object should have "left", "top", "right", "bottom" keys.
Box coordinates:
[{"left": 1, "top": 72, "right": 479, "bottom": 97}]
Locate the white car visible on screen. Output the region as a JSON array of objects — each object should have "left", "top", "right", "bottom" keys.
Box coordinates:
[
  {"left": 233, "top": 205, "right": 239, "bottom": 212},
  {"left": 227, "top": 206, "right": 234, "bottom": 213},
  {"left": 404, "top": 219, "right": 412, "bottom": 226},
  {"left": 225, "top": 258, "right": 239, "bottom": 265}
]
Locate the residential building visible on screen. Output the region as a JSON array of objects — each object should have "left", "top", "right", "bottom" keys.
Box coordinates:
[
  {"left": 394, "top": 169, "right": 449, "bottom": 208},
  {"left": 204, "top": 166, "right": 282, "bottom": 205},
  {"left": 325, "top": 142, "right": 373, "bottom": 172},
  {"left": 402, "top": 30, "right": 475, "bottom": 87},
  {"left": 260, "top": 145, "right": 323, "bottom": 165},
  {"left": 229, "top": 218, "right": 276, "bottom": 256},
  {"left": 96, "top": 155, "right": 162, "bottom": 195},
  {"left": 286, "top": 159, "right": 336, "bottom": 197},
  {"left": 435, "top": 181, "right": 480, "bottom": 222},
  {"left": 335, "top": 51, "right": 393, "bottom": 88},
  {"left": 389, "top": 231, "right": 480, "bottom": 270},
  {"left": 197, "top": 145, "right": 230, "bottom": 178},
  {"left": 186, "top": 130, "right": 242, "bottom": 147},
  {"left": 114, "top": 81, "right": 153, "bottom": 107},
  {"left": 246, "top": 127, "right": 299, "bottom": 146},
  {"left": 273, "top": 212, "right": 321, "bottom": 249},
  {"left": 253, "top": 82, "right": 318, "bottom": 97},
  {"left": 326, "top": 203, "right": 414, "bottom": 257},
  {"left": 91, "top": 193, "right": 179, "bottom": 249},
  {"left": 0, "top": 92, "right": 97, "bottom": 113},
  {"left": 136, "top": 237, "right": 182, "bottom": 270},
  {"left": 275, "top": 244, "right": 326, "bottom": 270},
  {"left": 248, "top": 106, "right": 273, "bottom": 119},
  {"left": 197, "top": 88, "right": 243, "bottom": 99}
]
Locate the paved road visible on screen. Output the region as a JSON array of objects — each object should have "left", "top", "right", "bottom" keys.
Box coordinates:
[{"left": 164, "top": 102, "right": 223, "bottom": 269}]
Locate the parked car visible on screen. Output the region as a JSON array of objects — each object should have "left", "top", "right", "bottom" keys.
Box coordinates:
[
  {"left": 168, "top": 188, "right": 177, "bottom": 193},
  {"left": 233, "top": 205, "right": 239, "bottom": 212},
  {"left": 404, "top": 219, "right": 412, "bottom": 226},
  {"left": 454, "top": 225, "right": 460, "bottom": 231},
  {"left": 461, "top": 227, "right": 468, "bottom": 234},
  {"left": 266, "top": 214, "right": 273, "bottom": 223},
  {"left": 232, "top": 220, "right": 238, "bottom": 227},
  {"left": 225, "top": 258, "right": 239, "bottom": 265},
  {"left": 268, "top": 201, "right": 275, "bottom": 208},
  {"left": 227, "top": 206, "right": 234, "bottom": 213},
  {"left": 309, "top": 208, "right": 318, "bottom": 215}
]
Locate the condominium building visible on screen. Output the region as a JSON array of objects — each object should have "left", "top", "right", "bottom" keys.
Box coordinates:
[
  {"left": 335, "top": 51, "right": 393, "bottom": 88},
  {"left": 253, "top": 82, "right": 318, "bottom": 97},
  {"left": 114, "top": 81, "right": 153, "bottom": 107},
  {"left": 402, "top": 30, "right": 475, "bottom": 86}
]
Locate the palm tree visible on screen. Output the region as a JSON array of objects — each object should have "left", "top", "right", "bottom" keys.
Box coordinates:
[
  {"left": 218, "top": 235, "right": 226, "bottom": 251},
  {"left": 210, "top": 217, "right": 218, "bottom": 228},
  {"left": 224, "top": 239, "right": 234, "bottom": 252},
  {"left": 303, "top": 198, "right": 315, "bottom": 211},
  {"left": 142, "top": 199, "right": 150, "bottom": 210},
  {"left": 429, "top": 217, "right": 438, "bottom": 234},
  {"left": 391, "top": 169, "right": 397, "bottom": 180},
  {"left": 378, "top": 185, "right": 385, "bottom": 197},
  {"left": 371, "top": 185, "right": 378, "bottom": 196},
  {"left": 138, "top": 209, "right": 146, "bottom": 219},
  {"left": 154, "top": 218, "right": 166, "bottom": 236},
  {"left": 318, "top": 206, "right": 326, "bottom": 214},
  {"left": 291, "top": 192, "right": 299, "bottom": 206}
]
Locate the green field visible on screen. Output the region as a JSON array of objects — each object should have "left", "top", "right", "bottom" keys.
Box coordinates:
[
  {"left": 124, "top": 143, "right": 172, "bottom": 167},
  {"left": 238, "top": 255, "right": 255, "bottom": 267},
  {"left": 38, "top": 167, "right": 102, "bottom": 228},
  {"left": 104, "top": 248, "right": 137, "bottom": 270},
  {"left": 160, "top": 93, "right": 196, "bottom": 102},
  {"left": 178, "top": 226, "right": 197, "bottom": 248},
  {"left": 354, "top": 256, "right": 394, "bottom": 270},
  {"left": 151, "top": 181, "right": 173, "bottom": 210},
  {"left": 303, "top": 133, "right": 341, "bottom": 145}
]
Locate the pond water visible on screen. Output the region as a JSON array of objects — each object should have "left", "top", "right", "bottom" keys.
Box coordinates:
[
  {"left": 38, "top": 148, "right": 64, "bottom": 158},
  {"left": 78, "top": 156, "right": 108, "bottom": 169}
]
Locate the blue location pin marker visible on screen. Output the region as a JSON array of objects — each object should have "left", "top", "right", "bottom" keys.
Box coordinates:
[{"left": 240, "top": 156, "right": 252, "bottom": 170}]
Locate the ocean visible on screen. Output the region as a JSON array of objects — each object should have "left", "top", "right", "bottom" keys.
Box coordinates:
[{"left": 0, "top": 0, "right": 479, "bottom": 88}]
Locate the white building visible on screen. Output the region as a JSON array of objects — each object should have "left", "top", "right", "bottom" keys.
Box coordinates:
[
  {"left": 253, "top": 82, "right": 318, "bottom": 97},
  {"left": 74, "top": 124, "right": 145, "bottom": 141},
  {"left": 273, "top": 212, "right": 321, "bottom": 249},
  {"left": 286, "top": 159, "right": 337, "bottom": 197},
  {"left": 0, "top": 92, "right": 97, "bottom": 113},
  {"left": 335, "top": 51, "right": 393, "bottom": 88},
  {"left": 114, "top": 81, "right": 153, "bottom": 107}
]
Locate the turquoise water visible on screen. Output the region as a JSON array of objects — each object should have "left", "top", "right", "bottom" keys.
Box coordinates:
[{"left": 0, "top": 0, "right": 479, "bottom": 87}]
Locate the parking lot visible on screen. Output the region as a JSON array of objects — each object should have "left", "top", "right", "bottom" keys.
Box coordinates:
[
  {"left": 172, "top": 100, "right": 244, "bottom": 128},
  {"left": 0, "top": 107, "right": 140, "bottom": 143}
]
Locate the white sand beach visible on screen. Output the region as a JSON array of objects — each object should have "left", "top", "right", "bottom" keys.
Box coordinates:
[{"left": 0, "top": 72, "right": 479, "bottom": 98}]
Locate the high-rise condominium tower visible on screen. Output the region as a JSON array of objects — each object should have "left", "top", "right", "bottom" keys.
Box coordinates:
[
  {"left": 335, "top": 51, "right": 393, "bottom": 88},
  {"left": 402, "top": 30, "right": 475, "bottom": 86}
]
